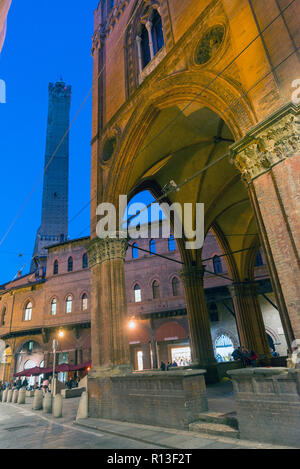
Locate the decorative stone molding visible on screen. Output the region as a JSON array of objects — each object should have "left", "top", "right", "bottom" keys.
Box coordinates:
[
  {"left": 231, "top": 103, "right": 300, "bottom": 183},
  {"left": 139, "top": 46, "right": 167, "bottom": 84},
  {"left": 179, "top": 266, "right": 206, "bottom": 286},
  {"left": 87, "top": 233, "right": 129, "bottom": 267}
]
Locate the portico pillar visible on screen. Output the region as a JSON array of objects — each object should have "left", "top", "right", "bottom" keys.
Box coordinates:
[
  {"left": 229, "top": 282, "right": 270, "bottom": 358},
  {"left": 231, "top": 103, "right": 300, "bottom": 348},
  {"left": 87, "top": 233, "right": 132, "bottom": 374},
  {"left": 145, "top": 21, "right": 155, "bottom": 59},
  {"left": 180, "top": 265, "right": 216, "bottom": 367},
  {"left": 136, "top": 36, "right": 143, "bottom": 74}
]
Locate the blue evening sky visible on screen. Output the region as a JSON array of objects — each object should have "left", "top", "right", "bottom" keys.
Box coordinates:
[{"left": 0, "top": 1, "right": 158, "bottom": 284}]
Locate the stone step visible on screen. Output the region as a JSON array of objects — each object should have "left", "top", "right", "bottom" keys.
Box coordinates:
[
  {"left": 189, "top": 421, "right": 240, "bottom": 439},
  {"left": 195, "top": 411, "right": 239, "bottom": 429}
]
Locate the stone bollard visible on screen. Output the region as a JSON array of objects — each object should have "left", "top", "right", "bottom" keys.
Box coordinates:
[
  {"left": 76, "top": 391, "right": 88, "bottom": 421},
  {"left": 2, "top": 389, "right": 8, "bottom": 403},
  {"left": 12, "top": 389, "right": 19, "bottom": 403},
  {"left": 43, "top": 392, "right": 52, "bottom": 414},
  {"left": 53, "top": 393, "right": 63, "bottom": 418},
  {"left": 32, "top": 390, "right": 43, "bottom": 410},
  {"left": 18, "top": 388, "right": 26, "bottom": 405},
  {"left": 7, "top": 390, "right": 13, "bottom": 403}
]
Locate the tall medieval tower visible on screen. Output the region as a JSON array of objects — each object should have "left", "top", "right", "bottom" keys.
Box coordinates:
[{"left": 31, "top": 80, "right": 71, "bottom": 272}]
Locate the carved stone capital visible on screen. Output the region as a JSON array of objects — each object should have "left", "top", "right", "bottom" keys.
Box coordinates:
[
  {"left": 231, "top": 103, "right": 300, "bottom": 183},
  {"left": 229, "top": 281, "right": 259, "bottom": 298},
  {"left": 87, "top": 233, "right": 129, "bottom": 267},
  {"left": 179, "top": 265, "right": 206, "bottom": 286}
]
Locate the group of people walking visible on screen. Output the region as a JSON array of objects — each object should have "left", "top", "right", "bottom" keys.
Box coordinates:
[
  {"left": 232, "top": 346, "right": 258, "bottom": 367},
  {"left": 160, "top": 360, "right": 178, "bottom": 371}
]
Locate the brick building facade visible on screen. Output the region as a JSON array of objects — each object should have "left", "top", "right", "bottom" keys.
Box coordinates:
[{"left": 0, "top": 227, "right": 287, "bottom": 382}]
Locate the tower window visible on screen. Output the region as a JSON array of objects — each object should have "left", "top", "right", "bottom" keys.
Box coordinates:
[
  {"left": 141, "top": 24, "right": 151, "bottom": 68},
  {"left": 134, "top": 284, "right": 142, "bottom": 303},
  {"left": 24, "top": 302, "right": 32, "bottom": 321},
  {"left": 53, "top": 260, "right": 59, "bottom": 275},
  {"left": 82, "top": 253, "right": 88, "bottom": 269},
  {"left": 68, "top": 257, "right": 73, "bottom": 272},
  {"left": 151, "top": 10, "right": 164, "bottom": 55}
]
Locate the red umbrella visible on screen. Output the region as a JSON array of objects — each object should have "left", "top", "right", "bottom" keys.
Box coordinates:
[
  {"left": 69, "top": 361, "right": 91, "bottom": 371},
  {"left": 55, "top": 363, "right": 71, "bottom": 373},
  {"left": 14, "top": 366, "right": 44, "bottom": 377}
]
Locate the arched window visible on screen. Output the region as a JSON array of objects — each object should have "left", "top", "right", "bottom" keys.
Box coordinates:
[
  {"left": 53, "top": 260, "right": 58, "bottom": 275},
  {"left": 66, "top": 295, "right": 72, "bottom": 314},
  {"left": 134, "top": 284, "right": 141, "bottom": 303},
  {"left": 152, "top": 280, "right": 160, "bottom": 299},
  {"left": 213, "top": 256, "right": 223, "bottom": 274},
  {"left": 149, "top": 239, "right": 156, "bottom": 255},
  {"left": 151, "top": 10, "right": 164, "bottom": 55},
  {"left": 1, "top": 308, "right": 6, "bottom": 326},
  {"left": 140, "top": 11, "right": 164, "bottom": 70},
  {"left": 132, "top": 243, "right": 139, "bottom": 259},
  {"left": 82, "top": 253, "right": 88, "bottom": 269},
  {"left": 168, "top": 235, "right": 176, "bottom": 252},
  {"left": 24, "top": 302, "right": 32, "bottom": 321},
  {"left": 141, "top": 23, "right": 151, "bottom": 68},
  {"left": 68, "top": 257, "right": 73, "bottom": 272},
  {"left": 172, "top": 277, "right": 180, "bottom": 296},
  {"left": 51, "top": 298, "right": 57, "bottom": 316},
  {"left": 255, "top": 251, "right": 264, "bottom": 267},
  {"left": 82, "top": 294, "right": 88, "bottom": 311}
]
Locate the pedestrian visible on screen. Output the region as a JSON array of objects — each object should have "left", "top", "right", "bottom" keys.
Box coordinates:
[
  {"left": 166, "top": 361, "right": 171, "bottom": 371},
  {"left": 42, "top": 378, "right": 49, "bottom": 392},
  {"left": 172, "top": 360, "right": 178, "bottom": 368},
  {"left": 160, "top": 361, "right": 166, "bottom": 371},
  {"left": 22, "top": 377, "right": 28, "bottom": 388},
  {"left": 232, "top": 347, "right": 242, "bottom": 361},
  {"left": 240, "top": 347, "right": 251, "bottom": 367},
  {"left": 248, "top": 350, "right": 258, "bottom": 366}
]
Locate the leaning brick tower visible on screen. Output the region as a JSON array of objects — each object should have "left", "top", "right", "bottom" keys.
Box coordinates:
[{"left": 31, "top": 80, "right": 71, "bottom": 272}]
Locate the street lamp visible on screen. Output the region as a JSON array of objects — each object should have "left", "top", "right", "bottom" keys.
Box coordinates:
[{"left": 128, "top": 318, "right": 136, "bottom": 330}]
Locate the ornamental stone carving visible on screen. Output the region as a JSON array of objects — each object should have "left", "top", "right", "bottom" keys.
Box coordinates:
[
  {"left": 231, "top": 103, "right": 300, "bottom": 183},
  {"left": 87, "top": 233, "right": 129, "bottom": 267},
  {"left": 179, "top": 266, "right": 206, "bottom": 286}
]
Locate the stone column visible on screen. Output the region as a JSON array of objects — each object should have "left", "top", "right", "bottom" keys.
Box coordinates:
[
  {"left": 136, "top": 36, "right": 143, "bottom": 74},
  {"left": 87, "top": 233, "right": 132, "bottom": 374},
  {"left": 180, "top": 265, "right": 216, "bottom": 367},
  {"left": 145, "top": 21, "right": 155, "bottom": 59},
  {"left": 229, "top": 282, "right": 271, "bottom": 358},
  {"left": 231, "top": 103, "right": 300, "bottom": 347},
  {"left": 150, "top": 337, "right": 158, "bottom": 369}
]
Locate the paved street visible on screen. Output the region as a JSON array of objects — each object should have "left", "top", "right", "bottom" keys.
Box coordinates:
[
  {"left": 0, "top": 396, "right": 293, "bottom": 450},
  {"left": 0, "top": 398, "right": 159, "bottom": 449}
]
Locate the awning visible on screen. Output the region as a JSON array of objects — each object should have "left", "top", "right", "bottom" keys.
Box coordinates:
[{"left": 14, "top": 361, "right": 91, "bottom": 377}]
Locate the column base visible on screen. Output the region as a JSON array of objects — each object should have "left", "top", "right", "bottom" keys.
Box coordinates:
[{"left": 89, "top": 364, "right": 133, "bottom": 378}]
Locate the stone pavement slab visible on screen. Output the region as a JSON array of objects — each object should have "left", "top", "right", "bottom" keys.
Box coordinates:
[{"left": 75, "top": 417, "right": 295, "bottom": 450}]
